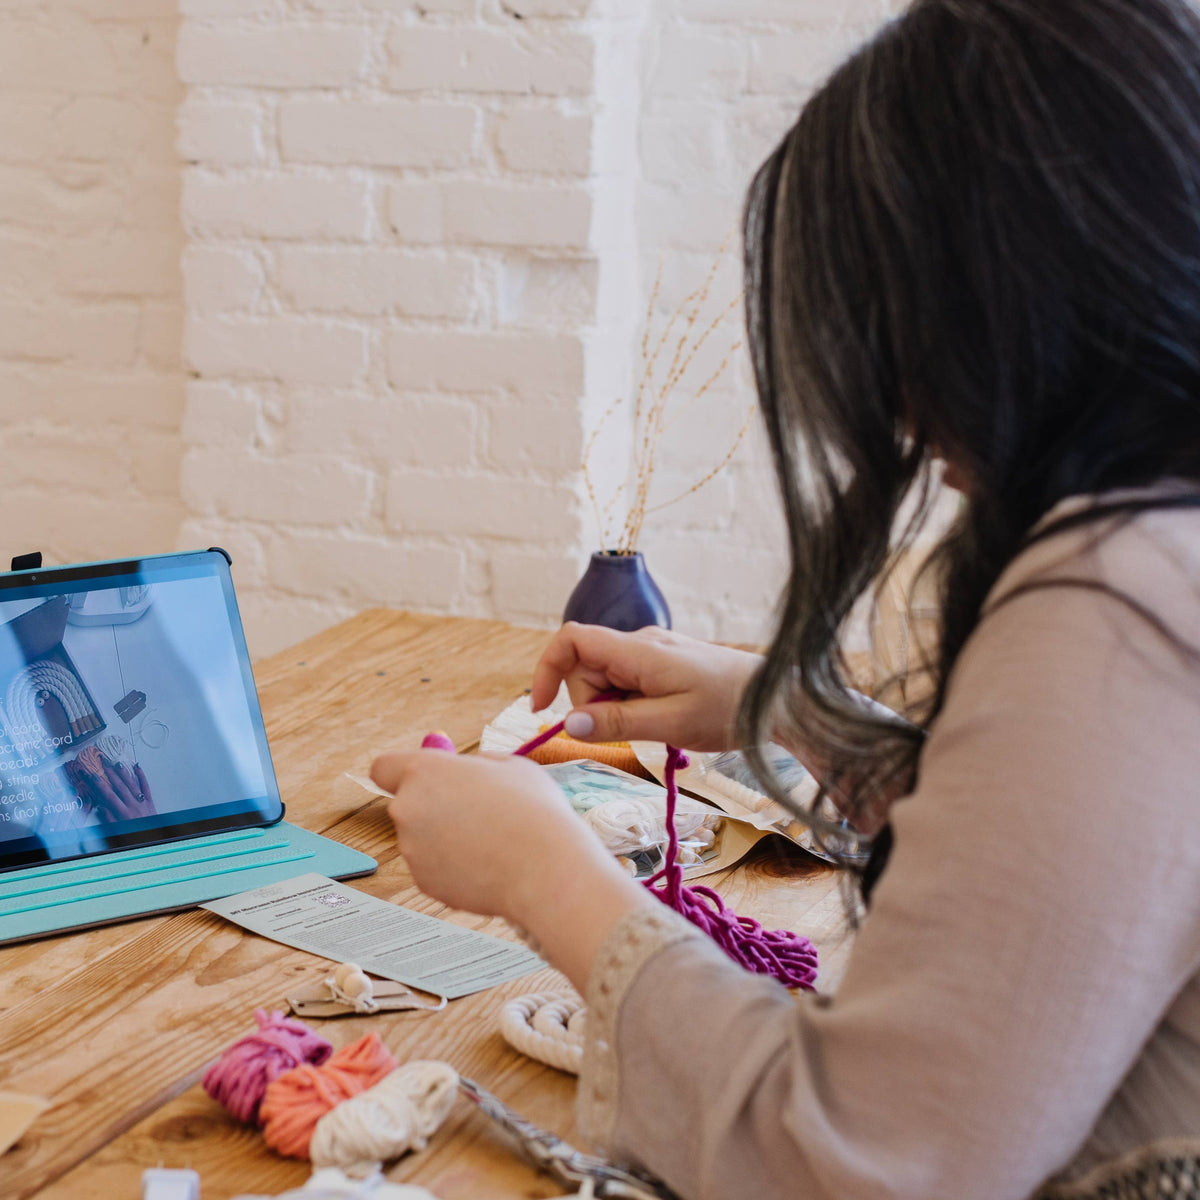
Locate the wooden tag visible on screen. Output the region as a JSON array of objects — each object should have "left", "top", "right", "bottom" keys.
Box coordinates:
[{"left": 287, "top": 979, "right": 446, "bottom": 1019}]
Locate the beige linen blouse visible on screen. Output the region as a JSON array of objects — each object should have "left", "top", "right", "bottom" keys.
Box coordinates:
[{"left": 577, "top": 497, "right": 1200, "bottom": 1199}]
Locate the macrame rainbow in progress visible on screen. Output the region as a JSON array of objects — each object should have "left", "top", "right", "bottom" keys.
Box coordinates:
[
  {"left": 499, "top": 991, "right": 586, "bottom": 1075},
  {"left": 5, "top": 660, "right": 101, "bottom": 746},
  {"left": 424, "top": 703, "right": 820, "bottom": 992}
]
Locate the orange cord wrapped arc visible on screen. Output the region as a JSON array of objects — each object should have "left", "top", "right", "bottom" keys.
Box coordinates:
[
  {"left": 524, "top": 731, "right": 654, "bottom": 780},
  {"left": 259, "top": 1032, "right": 397, "bottom": 1159}
]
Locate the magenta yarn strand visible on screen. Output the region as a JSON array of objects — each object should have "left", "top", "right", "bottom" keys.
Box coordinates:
[
  {"left": 513, "top": 724, "right": 566, "bottom": 756},
  {"left": 643, "top": 745, "right": 818, "bottom": 991},
  {"left": 514, "top": 689, "right": 627, "bottom": 756},
  {"left": 515, "top": 713, "right": 818, "bottom": 992}
]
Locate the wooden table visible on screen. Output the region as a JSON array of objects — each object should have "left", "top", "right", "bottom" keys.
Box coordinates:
[{"left": 0, "top": 611, "right": 853, "bottom": 1200}]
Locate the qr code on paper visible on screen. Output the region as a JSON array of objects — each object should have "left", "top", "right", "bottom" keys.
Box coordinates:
[{"left": 315, "top": 891, "right": 351, "bottom": 908}]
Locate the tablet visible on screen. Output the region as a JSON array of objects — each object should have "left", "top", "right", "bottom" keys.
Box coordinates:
[{"left": 0, "top": 549, "right": 285, "bottom": 873}]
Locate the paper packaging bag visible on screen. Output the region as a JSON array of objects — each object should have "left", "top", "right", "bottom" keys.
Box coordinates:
[
  {"left": 632, "top": 741, "right": 846, "bottom": 865},
  {"left": 539, "top": 757, "right": 773, "bottom": 881},
  {"left": 686, "top": 812, "right": 773, "bottom": 879}
]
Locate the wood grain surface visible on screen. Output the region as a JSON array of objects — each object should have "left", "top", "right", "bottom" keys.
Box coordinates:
[{"left": 0, "top": 610, "right": 853, "bottom": 1200}]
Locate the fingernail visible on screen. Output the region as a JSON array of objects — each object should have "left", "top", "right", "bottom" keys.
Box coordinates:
[{"left": 564, "top": 711, "right": 595, "bottom": 738}]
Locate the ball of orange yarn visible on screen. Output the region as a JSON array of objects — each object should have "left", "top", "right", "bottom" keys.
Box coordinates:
[{"left": 259, "top": 1032, "right": 397, "bottom": 1159}]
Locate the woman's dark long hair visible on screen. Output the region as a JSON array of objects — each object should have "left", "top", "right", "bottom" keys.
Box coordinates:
[{"left": 739, "top": 0, "right": 1200, "bottom": 875}]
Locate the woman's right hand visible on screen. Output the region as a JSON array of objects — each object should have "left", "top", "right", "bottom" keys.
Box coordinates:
[{"left": 530, "top": 622, "right": 763, "bottom": 752}]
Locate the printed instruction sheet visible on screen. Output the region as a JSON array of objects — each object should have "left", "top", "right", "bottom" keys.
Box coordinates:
[{"left": 203, "top": 872, "right": 542, "bottom": 1000}]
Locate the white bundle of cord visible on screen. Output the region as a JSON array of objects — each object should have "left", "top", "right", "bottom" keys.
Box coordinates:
[
  {"left": 499, "top": 992, "right": 586, "bottom": 1075},
  {"left": 582, "top": 795, "right": 716, "bottom": 858},
  {"left": 233, "top": 1165, "right": 439, "bottom": 1199},
  {"left": 309, "top": 1061, "right": 459, "bottom": 1178},
  {"left": 696, "top": 761, "right": 780, "bottom": 814},
  {"left": 480, "top": 687, "right": 570, "bottom": 755}
]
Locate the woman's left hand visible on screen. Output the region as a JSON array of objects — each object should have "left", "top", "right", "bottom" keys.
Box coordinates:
[
  {"left": 370, "top": 751, "right": 650, "bottom": 992},
  {"left": 370, "top": 751, "right": 589, "bottom": 920}
]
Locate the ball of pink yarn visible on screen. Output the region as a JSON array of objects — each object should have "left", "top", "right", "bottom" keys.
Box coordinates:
[{"left": 204, "top": 1008, "right": 334, "bottom": 1126}]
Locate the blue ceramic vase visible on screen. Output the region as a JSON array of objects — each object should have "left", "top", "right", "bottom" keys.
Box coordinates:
[{"left": 562, "top": 551, "right": 671, "bottom": 632}]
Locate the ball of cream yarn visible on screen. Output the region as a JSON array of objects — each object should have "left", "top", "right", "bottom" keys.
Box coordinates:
[{"left": 309, "top": 1061, "right": 459, "bottom": 1178}]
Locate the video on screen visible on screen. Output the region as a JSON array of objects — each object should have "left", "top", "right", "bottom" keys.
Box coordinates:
[{"left": 0, "top": 573, "right": 270, "bottom": 849}]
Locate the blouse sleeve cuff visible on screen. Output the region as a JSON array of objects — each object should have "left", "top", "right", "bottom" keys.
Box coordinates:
[{"left": 577, "top": 901, "right": 704, "bottom": 1151}]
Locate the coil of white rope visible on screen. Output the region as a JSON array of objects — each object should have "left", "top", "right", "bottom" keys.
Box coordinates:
[{"left": 499, "top": 992, "right": 586, "bottom": 1075}]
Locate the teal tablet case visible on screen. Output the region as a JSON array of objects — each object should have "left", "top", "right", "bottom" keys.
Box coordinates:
[{"left": 0, "top": 822, "right": 376, "bottom": 945}]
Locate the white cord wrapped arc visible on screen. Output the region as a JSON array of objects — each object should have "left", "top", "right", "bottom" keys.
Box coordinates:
[{"left": 499, "top": 993, "right": 587, "bottom": 1075}]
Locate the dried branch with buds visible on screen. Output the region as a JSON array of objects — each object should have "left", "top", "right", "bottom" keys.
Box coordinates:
[{"left": 582, "top": 251, "right": 755, "bottom": 554}]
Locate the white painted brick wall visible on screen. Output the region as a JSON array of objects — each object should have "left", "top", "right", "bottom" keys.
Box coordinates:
[
  {"left": 0, "top": 0, "right": 906, "bottom": 659},
  {"left": 0, "top": 0, "right": 907, "bottom": 657},
  {"left": 384, "top": 330, "right": 585, "bottom": 393},
  {"left": 385, "top": 27, "right": 594, "bottom": 95},
  {"left": 633, "top": 0, "right": 901, "bottom": 644},
  {"left": 170, "top": 0, "right": 914, "bottom": 656},
  {"left": 182, "top": 173, "right": 373, "bottom": 240},
  {"left": 177, "top": 25, "right": 372, "bottom": 89},
  {"left": 0, "top": 0, "right": 185, "bottom": 572},
  {"left": 495, "top": 109, "right": 592, "bottom": 175},
  {"left": 278, "top": 100, "right": 479, "bottom": 168},
  {"left": 275, "top": 248, "right": 478, "bottom": 319},
  {"left": 177, "top": 0, "right": 646, "bottom": 655}
]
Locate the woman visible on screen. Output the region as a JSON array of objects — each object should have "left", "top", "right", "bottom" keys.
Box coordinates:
[{"left": 373, "top": 0, "right": 1200, "bottom": 1195}]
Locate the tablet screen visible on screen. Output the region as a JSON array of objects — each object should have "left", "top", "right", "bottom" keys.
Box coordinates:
[{"left": 0, "top": 550, "right": 284, "bottom": 871}]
